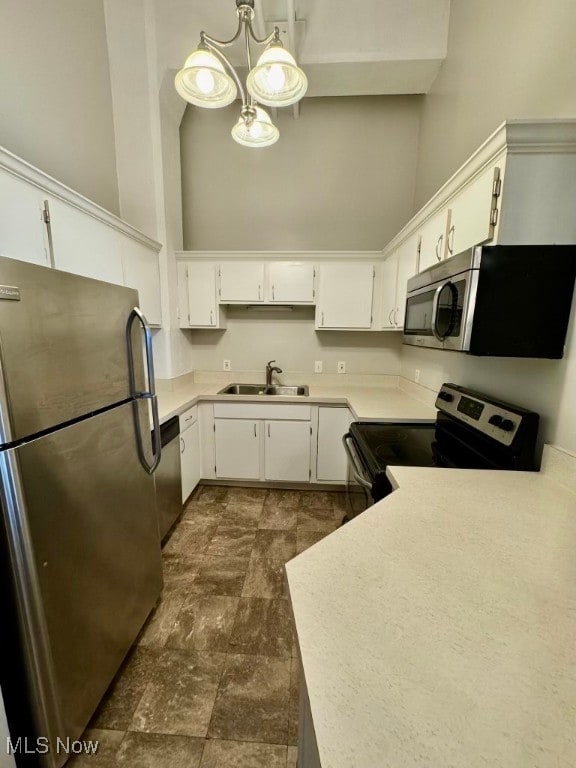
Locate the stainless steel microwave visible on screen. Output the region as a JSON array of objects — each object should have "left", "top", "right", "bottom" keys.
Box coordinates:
[{"left": 403, "top": 245, "right": 576, "bottom": 358}]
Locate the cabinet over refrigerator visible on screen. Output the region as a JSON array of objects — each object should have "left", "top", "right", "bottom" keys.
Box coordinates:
[{"left": 0, "top": 257, "right": 162, "bottom": 768}]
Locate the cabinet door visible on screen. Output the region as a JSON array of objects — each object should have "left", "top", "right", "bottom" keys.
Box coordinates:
[
  {"left": 215, "top": 419, "right": 260, "bottom": 479},
  {"left": 49, "top": 197, "right": 124, "bottom": 284},
  {"left": 447, "top": 166, "right": 501, "bottom": 257},
  {"left": 265, "top": 420, "right": 311, "bottom": 482},
  {"left": 219, "top": 262, "right": 265, "bottom": 303},
  {"left": 380, "top": 256, "right": 398, "bottom": 329},
  {"left": 122, "top": 241, "right": 162, "bottom": 326},
  {"left": 181, "top": 420, "right": 201, "bottom": 503},
  {"left": 316, "top": 263, "right": 374, "bottom": 329},
  {"left": 186, "top": 262, "right": 218, "bottom": 327},
  {"left": 418, "top": 209, "right": 450, "bottom": 272},
  {"left": 0, "top": 171, "right": 50, "bottom": 266},
  {"left": 316, "top": 408, "right": 352, "bottom": 483},
  {"left": 268, "top": 262, "right": 315, "bottom": 303},
  {"left": 395, "top": 233, "right": 420, "bottom": 328}
]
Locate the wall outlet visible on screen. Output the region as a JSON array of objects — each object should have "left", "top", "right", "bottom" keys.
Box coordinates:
[
  {"left": 314, "top": 361, "right": 323, "bottom": 373},
  {"left": 337, "top": 361, "right": 346, "bottom": 374},
  {"left": 414, "top": 369, "right": 421, "bottom": 383},
  {"left": 223, "top": 360, "right": 231, "bottom": 371}
]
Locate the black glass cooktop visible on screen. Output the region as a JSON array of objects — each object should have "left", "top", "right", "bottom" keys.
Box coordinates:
[{"left": 349, "top": 421, "right": 437, "bottom": 479}]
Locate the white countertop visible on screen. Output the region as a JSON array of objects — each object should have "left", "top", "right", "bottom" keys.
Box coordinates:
[
  {"left": 285, "top": 457, "right": 576, "bottom": 767},
  {"left": 156, "top": 383, "right": 436, "bottom": 424}
]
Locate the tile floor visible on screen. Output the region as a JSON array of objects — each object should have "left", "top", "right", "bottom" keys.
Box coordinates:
[{"left": 72, "top": 485, "right": 345, "bottom": 767}]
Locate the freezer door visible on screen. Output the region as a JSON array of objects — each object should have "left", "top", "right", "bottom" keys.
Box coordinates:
[
  {"left": 0, "top": 400, "right": 162, "bottom": 767},
  {"left": 0, "top": 257, "right": 147, "bottom": 443}
]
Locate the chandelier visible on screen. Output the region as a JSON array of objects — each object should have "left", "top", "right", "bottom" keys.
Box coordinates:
[{"left": 175, "top": 0, "right": 308, "bottom": 148}]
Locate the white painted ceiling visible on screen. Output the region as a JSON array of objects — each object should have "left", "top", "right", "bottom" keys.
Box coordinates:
[{"left": 153, "top": 0, "right": 451, "bottom": 96}]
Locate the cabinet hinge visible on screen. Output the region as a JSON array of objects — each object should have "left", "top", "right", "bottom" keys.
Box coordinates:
[
  {"left": 490, "top": 208, "right": 499, "bottom": 226},
  {"left": 42, "top": 200, "right": 50, "bottom": 224},
  {"left": 492, "top": 176, "right": 502, "bottom": 198}
]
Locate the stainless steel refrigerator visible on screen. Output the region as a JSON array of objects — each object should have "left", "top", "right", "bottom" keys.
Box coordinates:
[{"left": 0, "top": 257, "right": 163, "bottom": 767}]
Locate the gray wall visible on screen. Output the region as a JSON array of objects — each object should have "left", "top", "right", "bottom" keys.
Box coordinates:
[
  {"left": 0, "top": 0, "right": 119, "bottom": 214},
  {"left": 414, "top": 0, "right": 576, "bottom": 207},
  {"left": 181, "top": 96, "right": 422, "bottom": 251},
  {"left": 402, "top": 0, "right": 576, "bottom": 452}
]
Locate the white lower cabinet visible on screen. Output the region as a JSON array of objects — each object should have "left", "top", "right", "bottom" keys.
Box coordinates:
[
  {"left": 265, "top": 420, "right": 311, "bottom": 482},
  {"left": 215, "top": 419, "right": 261, "bottom": 480},
  {"left": 180, "top": 419, "right": 201, "bottom": 502},
  {"left": 316, "top": 407, "right": 352, "bottom": 483}
]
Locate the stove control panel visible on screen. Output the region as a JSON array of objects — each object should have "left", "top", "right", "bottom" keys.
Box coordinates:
[{"left": 435, "top": 384, "right": 524, "bottom": 447}]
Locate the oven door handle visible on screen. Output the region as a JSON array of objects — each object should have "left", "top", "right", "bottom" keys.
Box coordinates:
[{"left": 342, "top": 433, "right": 373, "bottom": 490}]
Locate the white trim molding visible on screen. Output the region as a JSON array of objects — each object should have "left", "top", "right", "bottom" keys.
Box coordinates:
[{"left": 0, "top": 144, "right": 162, "bottom": 252}]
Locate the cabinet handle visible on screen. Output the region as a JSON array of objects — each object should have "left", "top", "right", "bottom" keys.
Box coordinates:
[
  {"left": 322, "top": 311, "right": 325, "bottom": 327},
  {"left": 388, "top": 309, "right": 394, "bottom": 325},
  {"left": 435, "top": 234, "right": 444, "bottom": 261},
  {"left": 258, "top": 285, "right": 262, "bottom": 300},
  {"left": 394, "top": 308, "right": 399, "bottom": 325},
  {"left": 254, "top": 423, "right": 257, "bottom": 438},
  {"left": 268, "top": 423, "right": 271, "bottom": 438},
  {"left": 272, "top": 285, "right": 275, "bottom": 300},
  {"left": 447, "top": 225, "right": 455, "bottom": 255},
  {"left": 210, "top": 310, "right": 214, "bottom": 325},
  {"left": 180, "top": 437, "right": 185, "bottom": 454}
]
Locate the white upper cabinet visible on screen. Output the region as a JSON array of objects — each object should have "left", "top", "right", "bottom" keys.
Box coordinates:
[
  {"left": 178, "top": 261, "right": 224, "bottom": 329},
  {"left": 267, "top": 262, "right": 315, "bottom": 303},
  {"left": 219, "top": 262, "right": 265, "bottom": 303},
  {"left": 48, "top": 197, "right": 125, "bottom": 285},
  {"left": 316, "top": 263, "right": 375, "bottom": 329},
  {"left": 395, "top": 233, "right": 420, "bottom": 328},
  {"left": 380, "top": 256, "right": 398, "bottom": 330},
  {"left": 0, "top": 171, "right": 50, "bottom": 266},
  {"left": 265, "top": 420, "right": 311, "bottom": 482},
  {"left": 122, "top": 240, "right": 162, "bottom": 326},
  {"left": 417, "top": 209, "right": 450, "bottom": 273},
  {"left": 447, "top": 165, "right": 501, "bottom": 257}
]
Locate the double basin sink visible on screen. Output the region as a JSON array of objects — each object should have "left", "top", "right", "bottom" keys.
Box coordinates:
[{"left": 218, "top": 383, "right": 309, "bottom": 396}]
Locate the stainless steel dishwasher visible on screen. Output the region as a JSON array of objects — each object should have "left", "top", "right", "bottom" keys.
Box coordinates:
[{"left": 153, "top": 416, "right": 182, "bottom": 540}]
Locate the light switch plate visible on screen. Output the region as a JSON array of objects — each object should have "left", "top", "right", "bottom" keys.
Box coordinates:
[
  {"left": 223, "top": 360, "right": 231, "bottom": 371},
  {"left": 314, "top": 361, "right": 323, "bottom": 373},
  {"left": 337, "top": 361, "right": 346, "bottom": 374}
]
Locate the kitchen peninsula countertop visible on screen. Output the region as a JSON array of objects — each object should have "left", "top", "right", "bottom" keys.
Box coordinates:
[
  {"left": 285, "top": 451, "right": 576, "bottom": 768},
  {"left": 156, "top": 382, "right": 436, "bottom": 424}
]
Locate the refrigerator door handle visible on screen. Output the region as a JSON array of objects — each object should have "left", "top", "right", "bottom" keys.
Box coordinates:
[{"left": 126, "top": 307, "right": 162, "bottom": 474}]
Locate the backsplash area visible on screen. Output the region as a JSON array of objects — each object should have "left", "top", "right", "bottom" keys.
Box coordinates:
[{"left": 181, "top": 307, "right": 403, "bottom": 376}]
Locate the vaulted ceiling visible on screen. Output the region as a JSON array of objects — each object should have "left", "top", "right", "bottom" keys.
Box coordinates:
[{"left": 153, "top": 0, "right": 451, "bottom": 95}]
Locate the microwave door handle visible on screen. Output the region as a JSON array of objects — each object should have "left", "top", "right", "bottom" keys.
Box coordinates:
[
  {"left": 431, "top": 281, "right": 451, "bottom": 342},
  {"left": 342, "top": 433, "right": 373, "bottom": 490}
]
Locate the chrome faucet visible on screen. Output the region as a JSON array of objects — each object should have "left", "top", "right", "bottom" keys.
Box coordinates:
[{"left": 266, "top": 360, "right": 283, "bottom": 387}]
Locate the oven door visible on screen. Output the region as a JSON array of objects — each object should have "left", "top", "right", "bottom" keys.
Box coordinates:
[
  {"left": 403, "top": 271, "right": 476, "bottom": 351},
  {"left": 342, "top": 433, "right": 373, "bottom": 520}
]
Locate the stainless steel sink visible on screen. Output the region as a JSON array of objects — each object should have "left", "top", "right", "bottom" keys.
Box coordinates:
[
  {"left": 218, "top": 384, "right": 266, "bottom": 395},
  {"left": 217, "top": 383, "right": 309, "bottom": 396},
  {"left": 264, "top": 386, "right": 309, "bottom": 396}
]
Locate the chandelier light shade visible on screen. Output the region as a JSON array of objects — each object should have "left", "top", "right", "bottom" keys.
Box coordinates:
[
  {"left": 174, "top": 0, "right": 307, "bottom": 148},
  {"left": 247, "top": 44, "right": 308, "bottom": 107},
  {"left": 174, "top": 48, "right": 237, "bottom": 108},
  {"left": 231, "top": 106, "right": 279, "bottom": 148}
]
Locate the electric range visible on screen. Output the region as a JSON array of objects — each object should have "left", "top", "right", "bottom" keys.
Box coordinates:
[{"left": 342, "top": 383, "right": 539, "bottom": 519}]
